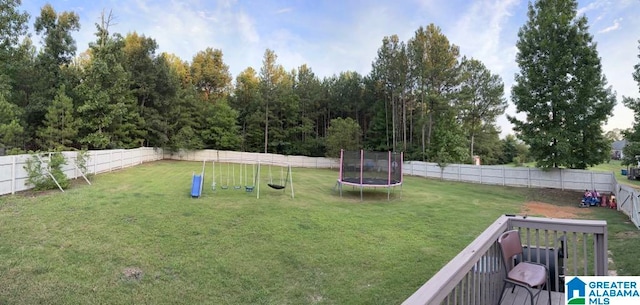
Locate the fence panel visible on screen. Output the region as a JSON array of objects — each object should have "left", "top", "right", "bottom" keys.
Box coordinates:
[
  {"left": 615, "top": 183, "right": 640, "bottom": 228},
  {"left": 5, "top": 147, "right": 636, "bottom": 228},
  {"left": 163, "top": 149, "right": 340, "bottom": 169},
  {"left": 0, "top": 148, "right": 163, "bottom": 196},
  {"left": 403, "top": 161, "right": 615, "bottom": 193}
]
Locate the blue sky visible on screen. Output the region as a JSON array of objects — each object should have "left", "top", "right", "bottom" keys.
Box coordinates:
[{"left": 21, "top": 0, "right": 640, "bottom": 137}]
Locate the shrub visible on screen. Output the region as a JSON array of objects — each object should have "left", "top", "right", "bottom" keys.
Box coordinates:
[
  {"left": 24, "top": 152, "right": 70, "bottom": 191},
  {"left": 75, "top": 149, "right": 91, "bottom": 178}
]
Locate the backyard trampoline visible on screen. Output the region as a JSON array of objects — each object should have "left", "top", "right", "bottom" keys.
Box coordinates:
[{"left": 336, "top": 149, "right": 403, "bottom": 200}]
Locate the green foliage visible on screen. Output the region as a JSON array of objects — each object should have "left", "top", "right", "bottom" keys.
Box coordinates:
[
  {"left": 170, "top": 126, "right": 204, "bottom": 152},
  {"left": 191, "top": 48, "right": 232, "bottom": 102},
  {"left": 0, "top": 3, "right": 510, "bottom": 158},
  {"left": 471, "top": 124, "right": 503, "bottom": 165},
  {"left": 24, "top": 152, "right": 70, "bottom": 190},
  {"left": 509, "top": 0, "right": 615, "bottom": 169},
  {"left": 621, "top": 42, "right": 640, "bottom": 168},
  {"left": 325, "top": 117, "right": 362, "bottom": 158},
  {"left": 36, "top": 84, "right": 77, "bottom": 150},
  {"left": 457, "top": 57, "right": 507, "bottom": 161},
  {"left": 429, "top": 110, "right": 468, "bottom": 167},
  {"left": 4, "top": 160, "right": 636, "bottom": 303},
  {"left": 406, "top": 24, "right": 461, "bottom": 159},
  {"left": 0, "top": 0, "right": 29, "bottom": 64},
  {"left": 75, "top": 149, "right": 90, "bottom": 176},
  {"left": 76, "top": 21, "right": 144, "bottom": 149},
  {"left": 200, "top": 100, "right": 242, "bottom": 150},
  {"left": 0, "top": 88, "right": 24, "bottom": 150}
]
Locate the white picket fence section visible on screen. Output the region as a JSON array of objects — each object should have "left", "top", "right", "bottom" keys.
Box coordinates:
[
  {"left": 403, "top": 161, "right": 616, "bottom": 192},
  {"left": 0, "top": 147, "right": 163, "bottom": 195}
]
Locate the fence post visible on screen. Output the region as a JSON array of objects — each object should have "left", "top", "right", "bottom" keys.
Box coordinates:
[
  {"left": 457, "top": 164, "right": 461, "bottom": 181},
  {"left": 11, "top": 155, "right": 16, "bottom": 194},
  {"left": 528, "top": 167, "right": 531, "bottom": 188},
  {"left": 109, "top": 151, "right": 113, "bottom": 172},
  {"left": 502, "top": 166, "right": 505, "bottom": 186},
  {"left": 590, "top": 171, "right": 594, "bottom": 190},
  {"left": 560, "top": 169, "right": 564, "bottom": 190}
]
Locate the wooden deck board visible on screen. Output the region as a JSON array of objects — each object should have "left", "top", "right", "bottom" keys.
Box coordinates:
[{"left": 500, "top": 287, "right": 564, "bottom": 305}]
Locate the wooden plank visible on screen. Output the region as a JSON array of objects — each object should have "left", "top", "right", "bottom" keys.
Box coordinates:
[{"left": 509, "top": 216, "right": 607, "bottom": 234}]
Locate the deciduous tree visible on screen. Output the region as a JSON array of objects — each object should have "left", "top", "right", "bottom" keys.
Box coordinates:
[
  {"left": 457, "top": 57, "right": 507, "bottom": 160},
  {"left": 509, "top": 0, "right": 615, "bottom": 169},
  {"left": 325, "top": 117, "right": 362, "bottom": 158}
]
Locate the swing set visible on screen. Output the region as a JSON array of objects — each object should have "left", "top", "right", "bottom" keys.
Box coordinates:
[{"left": 205, "top": 159, "right": 294, "bottom": 199}]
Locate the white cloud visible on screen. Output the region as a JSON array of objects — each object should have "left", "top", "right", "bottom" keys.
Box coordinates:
[
  {"left": 598, "top": 18, "right": 622, "bottom": 34},
  {"left": 236, "top": 11, "right": 259, "bottom": 44},
  {"left": 577, "top": 0, "right": 608, "bottom": 17},
  {"left": 275, "top": 7, "right": 293, "bottom": 14},
  {"left": 448, "top": 0, "right": 520, "bottom": 77},
  {"left": 24, "top": 0, "right": 640, "bottom": 136},
  {"left": 447, "top": 0, "right": 521, "bottom": 135}
]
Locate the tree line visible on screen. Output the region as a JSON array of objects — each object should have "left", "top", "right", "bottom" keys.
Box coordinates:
[
  {"left": 0, "top": 1, "right": 514, "bottom": 164},
  {"left": 1, "top": 0, "right": 629, "bottom": 169}
]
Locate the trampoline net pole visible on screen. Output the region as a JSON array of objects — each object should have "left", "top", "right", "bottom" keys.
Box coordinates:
[
  {"left": 360, "top": 150, "right": 364, "bottom": 186},
  {"left": 339, "top": 149, "right": 344, "bottom": 183}
]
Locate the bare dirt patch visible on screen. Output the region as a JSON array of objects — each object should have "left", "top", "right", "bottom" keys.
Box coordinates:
[
  {"left": 521, "top": 201, "right": 592, "bottom": 219},
  {"left": 121, "top": 267, "right": 144, "bottom": 281}
]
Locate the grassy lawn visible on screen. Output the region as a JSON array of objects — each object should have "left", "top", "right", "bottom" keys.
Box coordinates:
[
  {"left": 0, "top": 160, "right": 638, "bottom": 304},
  {"left": 589, "top": 160, "right": 640, "bottom": 188}
]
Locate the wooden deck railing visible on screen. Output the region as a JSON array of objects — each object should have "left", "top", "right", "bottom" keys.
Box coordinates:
[{"left": 402, "top": 215, "right": 608, "bottom": 305}]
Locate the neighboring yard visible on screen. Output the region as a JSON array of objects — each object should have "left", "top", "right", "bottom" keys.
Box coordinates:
[
  {"left": 0, "top": 160, "right": 638, "bottom": 304},
  {"left": 589, "top": 160, "right": 640, "bottom": 188}
]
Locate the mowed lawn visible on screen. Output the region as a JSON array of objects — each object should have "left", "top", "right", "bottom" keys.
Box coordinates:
[{"left": 0, "top": 160, "right": 637, "bottom": 304}]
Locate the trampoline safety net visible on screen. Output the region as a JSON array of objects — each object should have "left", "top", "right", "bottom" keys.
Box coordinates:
[{"left": 340, "top": 150, "right": 402, "bottom": 186}]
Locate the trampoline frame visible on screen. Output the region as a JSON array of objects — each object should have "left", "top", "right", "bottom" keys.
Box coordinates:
[{"left": 336, "top": 149, "right": 403, "bottom": 200}]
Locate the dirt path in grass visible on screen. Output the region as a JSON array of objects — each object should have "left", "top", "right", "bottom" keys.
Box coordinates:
[{"left": 520, "top": 201, "right": 592, "bottom": 219}]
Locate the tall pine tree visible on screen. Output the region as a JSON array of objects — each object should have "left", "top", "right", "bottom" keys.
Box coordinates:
[
  {"left": 621, "top": 41, "right": 640, "bottom": 167},
  {"left": 37, "top": 84, "right": 76, "bottom": 150},
  {"left": 509, "top": 0, "right": 615, "bottom": 168}
]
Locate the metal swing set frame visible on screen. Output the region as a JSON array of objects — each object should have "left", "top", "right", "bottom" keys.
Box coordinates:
[{"left": 206, "top": 159, "right": 294, "bottom": 199}]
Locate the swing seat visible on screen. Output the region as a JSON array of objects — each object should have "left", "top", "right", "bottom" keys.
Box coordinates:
[
  {"left": 221, "top": 185, "right": 229, "bottom": 190},
  {"left": 233, "top": 186, "right": 242, "bottom": 190},
  {"left": 268, "top": 183, "right": 286, "bottom": 190},
  {"left": 245, "top": 186, "right": 255, "bottom": 193}
]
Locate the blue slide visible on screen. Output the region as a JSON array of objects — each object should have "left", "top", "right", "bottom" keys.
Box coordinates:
[{"left": 191, "top": 175, "right": 203, "bottom": 198}]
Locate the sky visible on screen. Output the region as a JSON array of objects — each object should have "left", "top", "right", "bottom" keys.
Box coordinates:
[{"left": 21, "top": 0, "right": 640, "bottom": 137}]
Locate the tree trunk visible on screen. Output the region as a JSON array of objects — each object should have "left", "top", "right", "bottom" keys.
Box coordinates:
[
  {"left": 402, "top": 95, "right": 407, "bottom": 151},
  {"left": 264, "top": 101, "right": 269, "bottom": 153},
  {"left": 391, "top": 92, "right": 396, "bottom": 152},
  {"left": 470, "top": 132, "right": 475, "bottom": 163}
]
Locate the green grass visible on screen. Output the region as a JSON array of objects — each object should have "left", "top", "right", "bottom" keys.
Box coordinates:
[
  {"left": 589, "top": 160, "right": 640, "bottom": 188},
  {"left": 0, "top": 160, "right": 638, "bottom": 304}
]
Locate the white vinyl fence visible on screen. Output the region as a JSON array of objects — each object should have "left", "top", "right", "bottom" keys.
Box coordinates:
[
  {"left": 4, "top": 147, "right": 640, "bottom": 228},
  {"left": 614, "top": 183, "right": 640, "bottom": 228},
  {"left": 0, "top": 147, "right": 163, "bottom": 196},
  {"left": 164, "top": 149, "right": 340, "bottom": 168},
  {"left": 404, "top": 161, "right": 616, "bottom": 192}
]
